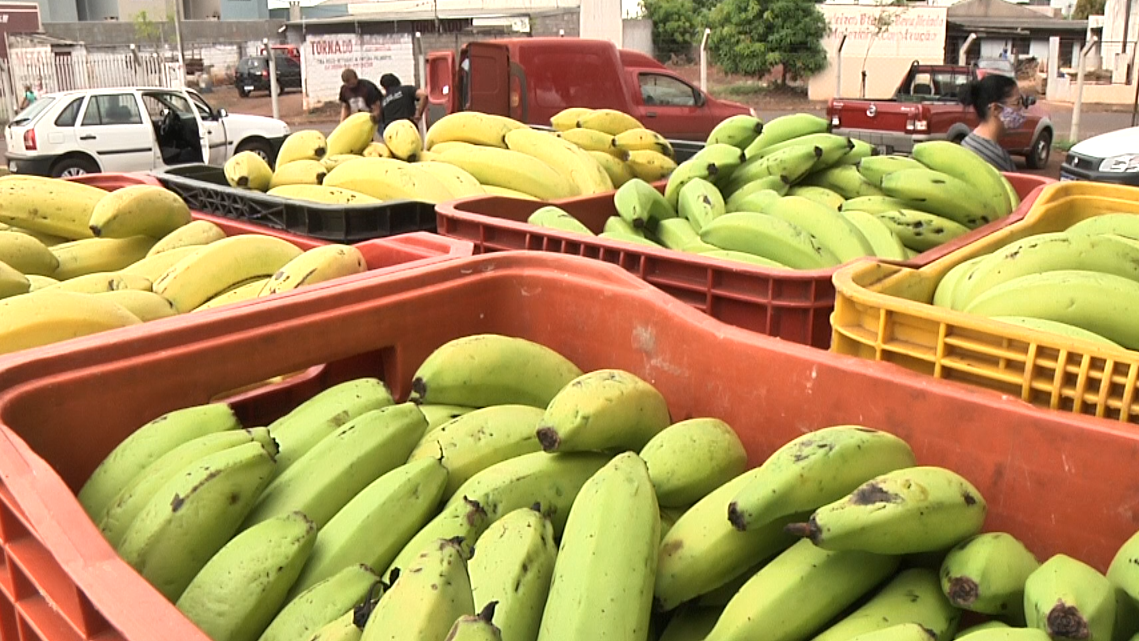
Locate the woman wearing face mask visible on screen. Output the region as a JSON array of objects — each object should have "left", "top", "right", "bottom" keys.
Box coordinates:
[{"left": 956, "top": 74, "right": 1027, "bottom": 172}]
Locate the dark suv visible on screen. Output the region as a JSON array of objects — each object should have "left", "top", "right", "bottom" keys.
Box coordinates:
[{"left": 235, "top": 55, "right": 302, "bottom": 98}]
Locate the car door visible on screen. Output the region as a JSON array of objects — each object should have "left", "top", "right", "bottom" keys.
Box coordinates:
[
  {"left": 141, "top": 90, "right": 205, "bottom": 167},
  {"left": 636, "top": 73, "right": 704, "bottom": 139},
  {"left": 278, "top": 55, "right": 302, "bottom": 90},
  {"left": 186, "top": 89, "right": 228, "bottom": 165},
  {"left": 75, "top": 92, "right": 156, "bottom": 172}
]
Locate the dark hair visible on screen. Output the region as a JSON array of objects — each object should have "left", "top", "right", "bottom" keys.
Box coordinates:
[
  {"left": 341, "top": 68, "right": 358, "bottom": 83},
  {"left": 957, "top": 74, "right": 1018, "bottom": 120},
  {"left": 380, "top": 73, "right": 401, "bottom": 89}
]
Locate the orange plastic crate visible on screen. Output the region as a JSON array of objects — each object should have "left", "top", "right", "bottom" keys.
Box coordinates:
[
  {"left": 0, "top": 252, "right": 1136, "bottom": 640},
  {"left": 436, "top": 173, "right": 1054, "bottom": 348},
  {"left": 831, "top": 181, "right": 1139, "bottom": 422}
]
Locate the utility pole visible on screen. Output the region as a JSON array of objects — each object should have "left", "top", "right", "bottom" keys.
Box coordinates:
[
  {"left": 172, "top": 0, "right": 186, "bottom": 85},
  {"left": 265, "top": 37, "right": 280, "bottom": 121},
  {"left": 1072, "top": 36, "right": 1099, "bottom": 143}
]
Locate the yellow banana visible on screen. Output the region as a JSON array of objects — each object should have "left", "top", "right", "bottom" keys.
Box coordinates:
[
  {"left": 322, "top": 154, "right": 364, "bottom": 170},
  {"left": 0, "top": 230, "right": 57, "bottom": 275},
  {"left": 558, "top": 127, "right": 618, "bottom": 154},
  {"left": 363, "top": 142, "right": 393, "bottom": 158},
  {"left": 415, "top": 161, "right": 488, "bottom": 198},
  {"left": 614, "top": 127, "right": 674, "bottom": 158},
  {"left": 325, "top": 158, "right": 455, "bottom": 204},
  {"left": 124, "top": 246, "right": 206, "bottom": 281},
  {"left": 191, "top": 277, "right": 270, "bottom": 312},
  {"left": 147, "top": 220, "right": 227, "bottom": 256},
  {"left": 327, "top": 112, "right": 378, "bottom": 156},
  {"left": 152, "top": 235, "right": 303, "bottom": 313},
  {"left": 277, "top": 129, "right": 328, "bottom": 166},
  {"left": 0, "top": 260, "right": 29, "bottom": 298},
  {"left": 52, "top": 235, "right": 156, "bottom": 280},
  {"left": 383, "top": 120, "right": 424, "bottom": 161},
  {"left": 588, "top": 150, "right": 636, "bottom": 187},
  {"left": 436, "top": 146, "right": 576, "bottom": 201},
  {"left": 224, "top": 151, "right": 273, "bottom": 191},
  {"left": 269, "top": 159, "right": 328, "bottom": 189},
  {"left": 425, "top": 112, "right": 527, "bottom": 149},
  {"left": 0, "top": 289, "right": 140, "bottom": 354},
  {"left": 625, "top": 149, "right": 678, "bottom": 182},
  {"left": 44, "top": 271, "right": 152, "bottom": 294},
  {"left": 260, "top": 244, "right": 367, "bottom": 295},
  {"left": 88, "top": 184, "right": 192, "bottom": 239},
  {"left": 504, "top": 128, "right": 610, "bottom": 195},
  {"left": 551, "top": 107, "right": 594, "bottom": 132},
  {"left": 95, "top": 289, "right": 178, "bottom": 321},
  {"left": 429, "top": 141, "right": 476, "bottom": 155},
  {"left": 482, "top": 185, "right": 540, "bottom": 201},
  {"left": 0, "top": 175, "right": 102, "bottom": 239},
  {"left": 577, "top": 108, "right": 643, "bottom": 135},
  {"left": 25, "top": 274, "right": 58, "bottom": 291},
  {"left": 268, "top": 184, "right": 381, "bottom": 205}
]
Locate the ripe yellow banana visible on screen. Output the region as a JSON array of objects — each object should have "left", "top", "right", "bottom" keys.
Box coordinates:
[
  {"left": 152, "top": 235, "right": 303, "bottom": 313},
  {"left": 0, "top": 230, "right": 59, "bottom": 275},
  {"left": 588, "top": 150, "right": 636, "bottom": 187},
  {"left": 0, "top": 289, "right": 141, "bottom": 355},
  {"left": 625, "top": 149, "right": 678, "bottom": 182},
  {"left": 267, "top": 184, "right": 382, "bottom": 205},
  {"left": 88, "top": 185, "right": 192, "bottom": 239},
  {"left": 269, "top": 159, "right": 327, "bottom": 189},
  {"left": 0, "top": 260, "right": 29, "bottom": 298},
  {"left": 260, "top": 244, "right": 367, "bottom": 296},
  {"left": 6, "top": 225, "right": 69, "bottom": 246},
  {"left": 361, "top": 538, "right": 475, "bottom": 641},
  {"left": 614, "top": 127, "right": 674, "bottom": 158},
  {"left": 78, "top": 402, "right": 242, "bottom": 520},
  {"left": 558, "top": 127, "right": 617, "bottom": 153},
  {"left": 224, "top": 151, "right": 273, "bottom": 191},
  {"left": 51, "top": 235, "right": 155, "bottom": 280},
  {"left": 536, "top": 368, "right": 671, "bottom": 453},
  {"left": 482, "top": 185, "right": 540, "bottom": 200},
  {"left": 639, "top": 418, "right": 747, "bottom": 508},
  {"left": 44, "top": 271, "right": 150, "bottom": 294},
  {"left": 93, "top": 289, "right": 176, "bottom": 321},
  {"left": 147, "top": 220, "right": 227, "bottom": 257},
  {"left": 176, "top": 511, "right": 317, "bottom": 641},
  {"left": 191, "top": 277, "right": 268, "bottom": 312},
  {"left": 383, "top": 120, "right": 424, "bottom": 161},
  {"left": 436, "top": 145, "right": 576, "bottom": 200},
  {"left": 551, "top": 107, "right": 594, "bottom": 132},
  {"left": 577, "top": 108, "right": 643, "bottom": 135},
  {"left": 469, "top": 507, "right": 556, "bottom": 641},
  {"left": 363, "top": 142, "right": 392, "bottom": 158},
  {"left": 425, "top": 112, "right": 527, "bottom": 149},
  {"left": 268, "top": 377, "right": 395, "bottom": 471},
  {"left": 260, "top": 564, "right": 379, "bottom": 641},
  {"left": 327, "top": 112, "right": 378, "bottom": 156},
  {"left": 117, "top": 440, "right": 278, "bottom": 601},
  {"left": 505, "top": 127, "right": 613, "bottom": 195},
  {"left": 322, "top": 153, "right": 364, "bottom": 170},
  {"left": 277, "top": 129, "right": 328, "bottom": 166},
  {"left": 325, "top": 157, "right": 455, "bottom": 203},
  {"left": 25, "top": 274, "right": 58, "bottom": 291},
  {"left": 0, "top": 174, "right": 103, "bottom": 239},
  {"left": 414, "top": 161, "right": 487, "bottom": 198}
]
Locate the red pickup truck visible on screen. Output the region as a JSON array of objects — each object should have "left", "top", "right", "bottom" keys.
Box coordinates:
[
  {"left": 827, "top": 62, "right": 1053, "bottom": 169},
  {"left": 424, "top": 38, "right": 754, "bottom": 142}
]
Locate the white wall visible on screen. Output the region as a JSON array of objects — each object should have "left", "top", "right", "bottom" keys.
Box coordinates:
[
  {"left": 622, "top": 18, "right": 653, "bottom": 56},
  {"left": 809, "top": 4, "right": 948, "bottom": 101},
  {"left": 580, "top": 0, "right": 622, "bottom": 46},
  {"left": 300, "top": 33, "right": 415, "bottom": 109}
]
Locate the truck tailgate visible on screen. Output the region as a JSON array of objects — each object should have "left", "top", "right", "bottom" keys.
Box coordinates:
[{"left": 830, "top": 100, "right": 916, "bottom": 136}]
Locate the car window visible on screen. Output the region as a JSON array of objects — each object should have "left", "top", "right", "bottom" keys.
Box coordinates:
[
  {"left": 54, "top": 97, "right": 84, "bottom": 126},
  {"left": 639, "top": 74, "right": 697, "bottom": 107},
  {"left": 186, "top": 91, "right": 214, "bottom": 119},
  {"left": 11, "top": 96, "right": 55, "bottom": 126},
  {"left": 142, "top": 91, "right": 195, "bottom": 119},
  {"left": 82, "top": 94, "right": 143, "bottom": 126}
]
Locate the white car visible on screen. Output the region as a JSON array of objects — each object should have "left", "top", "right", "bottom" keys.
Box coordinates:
[
  {"left": 4, "top": 86, "right": 290, "bottom": 177},
  {"left": 1060, "top": 126, "right": 1139, "bottom": 186}
]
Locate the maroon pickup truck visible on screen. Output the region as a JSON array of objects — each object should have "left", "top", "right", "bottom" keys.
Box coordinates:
[{"left": 827, "top": 61, "right": 1053, "bottom": 169}]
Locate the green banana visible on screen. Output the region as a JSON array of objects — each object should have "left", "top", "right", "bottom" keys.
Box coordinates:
[
  {"left": 707, "top": 114, "right": 764, "bottom": 149},
  {"left": 242, "top": 403, "right": 426, "bottom": 530},
  {"left": 932, "top": 255, "right": 989, "bottom": 309},
  {"left": 759, "top": 196, "right": 874, "bottom": 263},
  {"left": 385, "top": 497, "right": 488, "bottom": 577},
  {"left": 723, "top": 145, "right": 821, "bottom": 195},
  {"left": 420, "top": 404, "right": 477, "bottom": 433},
  {"left": 259, "top": 564, "right": 379, "bottom": 641},
  {"left": 268, "top": 378, "right": 394, "bottom": 472},
  {"left": 1025, "top": 554, "right": 1117, "bottom": 641},
  {"left": 963, "top": 270, "right": 1139, "bottom": 350},
  {"left": 743, "top": 113, "right": 830, "bottom": 157},
  {"left": 308, "top": 608, "right": 368, "bottom": 641},
  {"left": 841, "top": 195, "right": 923, "bottom": 215},
  {"left": 639, "top": 418, "right": 747, "bottom": 508},
  {"left": 876, "top": 209, "right": 971, "bottom": 252},
  {"left": 98, "top": 427, "right": 277, "bottom": 549},
  {"left": 955, "top": 630, "right": 1049, "bottom": 641},
  {"left": 536, "top": 453, "right": 660, "bottom": 641},
  {"left": 176, "top": 512, "right": 317, "bottom": 641},
  {"left": 659, "top": 506, "right": 686, "bottom": 541},
  {"left": 848, "top": 624, "right": 939, "bottom": 641},
  {"left": 1000, "top": 174, "right": 1021, "bottom": 213},
  {"left": 940, "top": 533, "right": 1040, "bottom": 623},
  {"left": 79, "top": 402, "right": 241, "bottom": 520},
  {"left": 841, "top": 209, "right": 908, "bottom": 261},
  {"left": 678, "top": 177, "right": 727, "bottom": 232},
  {"left": 704, "top": 539, "right": 900, "bottom": 641},
  {"left": 838, "top": 138, "right": 876, "bottom": 166},
  {"left": 527, "top": 205, "right": 594, "bottom": 236},
  {"left": 881, "top": 169, "right": 996, "bottom": 228},
  {"left": 1109, "top": 529, "right": 1139, "bottom": 609},
  {"left": 469, "top": 507, "right": 557, "bottom": 641},
  {"left": 698, "top": 249, "right": 791, "bottom": 269},
  {"left": 604, "top": 216, "right": 645, "bottom": 237},
  {"left": 117, "top": 440, "right": 277, "bottom": 601},
  {"left": 410, "top": 334, "right": 583, "bottom": 408},
  {"left": 950, "top": 232, "right": 1139, "bottom": 311},
  {"left": 726, "top": 189, "right": 781, "bottom": 214},
  {"left": 786, "top": 466, "right": 987, "bottom": 555},
  {"left": 813, "top": 568, "right": 961, "bottom": 641},
  {"left": 654, "top": 217, "right": 702, "bottom": 250},
  {"left": 1066, "top": 213, "right": 1139, "bottom": 240},
  {"left": 699, "top": 212, "right": 840, "bottom": 270},
  {"left": 664, "top": 144, "right": 747, "bottom": 208},
  {"left": 600, "top": 230, "right": 663, "bottom": 248},
  {"left": 802, "top": 166, "right": 884, "bottom": 199},
  {"left": 408, "top": 404, "right": 545, "bottom": 499},
  {"left": 361, "top": 538, "right": 476, "bottom": 641},
  {"left": 727, "top": 425, "right": 916, "bottom": 532},
  {"left": 536, "top": 369, "right": 671, "bottom": 453},
  {"left": 995, "top": 315, "right": 1120, "bottom": 350},
  {"left": 787, "top": 185, "right": 845, "bottom": 209},
  {"left": 615, "top": 178, "right": 677, "bottom": 231},
  {"left": 857, "top": 155, "right": 926, "bottom": 185},
  {"left": 724, "top": 175, "right": 789, "bottom": 210},
  {"left": 954, "top": 621, "right": 1012, "bottom": 639},
  {"left": 446, "top": 603, "right": 503, "bottom": 641},
  {"left": 655, "top": 467, "right": 801, "bottom": 611},
  {"left": 660, "top": 607, "right": 722, "bottom": 641},
  {"left": 696, "top": 562, "right": 763, "bottom": 607},
  {"left": 289, "top": 458, "right": 447, "bottom": 597},
  {"left": 748, "top": 133, "right": 852, "bottom": 164},
  {"left": 913, "top": 140, "right": 1012, "bottom": 218}
]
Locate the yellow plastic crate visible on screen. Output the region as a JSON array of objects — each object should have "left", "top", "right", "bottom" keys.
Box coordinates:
[{"left": 831, "top": 181, "right": 1139, "bottom": 423}]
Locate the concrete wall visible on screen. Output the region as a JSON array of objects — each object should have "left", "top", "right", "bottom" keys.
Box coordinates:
[
  {"left": 45, "top": 18, "right": 285, "bottom": 44},
  {"left": 579, "top": 0, "right": 620, "bottom": 46},
  {"left": 532, "top": 8, "right": 579, "bottom": 36},
  {"left": 186, "top": 0, "right": 221, "bottom": 19},
  {"left": 622, "top": 17, "right": 652, "bottom": 56},
  {"left": 1048, "top": 73, "right": 1138, "bottom": 103},
  {"left": 34, "top": 0, "right": 78, "bottom": 22},
  {"left": 300, "top": 32, "right": 415, "bottom": 108},
  {"left": 221, "top": 0, "right": 267, "bottom": 20}
]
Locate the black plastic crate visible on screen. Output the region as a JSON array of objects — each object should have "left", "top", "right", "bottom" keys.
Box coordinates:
[{"left": 151, "top": 164, "right": 437, "bottom": 243}]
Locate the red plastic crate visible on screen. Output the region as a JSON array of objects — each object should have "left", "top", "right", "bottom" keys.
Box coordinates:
[
  {"left": 0, "top": 251, "right": 1133, "bottom": 640},
  {"left": 436, "top": 173, "right": 1053, "bottom": 348}
]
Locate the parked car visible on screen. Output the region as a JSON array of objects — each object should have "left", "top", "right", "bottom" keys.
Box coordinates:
[
  {"left": 235, "top": 54, "right": 302, "bottom": 98},
  {"left": 827, "top": 61, "right": 1054, "bottom": 169},
  {"left": 425, "top": 38, "right": 754, "bottom": 141},
  {"left": 1060, "top": 126, "right": 1139, "bottom": 185},
  {"left": 4, "top": 86, "right": 290, "bottom": 178}
]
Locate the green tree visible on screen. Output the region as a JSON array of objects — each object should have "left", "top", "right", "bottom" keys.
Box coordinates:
[
  {"left": 708, "top": 0, "right": 829, "bottom": 83},
  {"left": 1073, "top": 0, "right": 1105, "bottom": 19},
  {"left": 641, "top": 0, "right": 703, "bottom": 62}
]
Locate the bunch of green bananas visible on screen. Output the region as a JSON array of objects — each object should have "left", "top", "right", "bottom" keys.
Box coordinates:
[
  {"left": 526, "top": 113, "right": 1023, "bottom": 271},
  {"left": 77, "top": 333, "right": 1137, "bottom": 641},
  {"left": 930, "top": 212, "right": 1139, "bottom": 351}
]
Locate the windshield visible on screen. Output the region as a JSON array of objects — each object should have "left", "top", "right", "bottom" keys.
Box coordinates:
[{"left": 11, "top": 96, "right": 56, "bottom": 126}]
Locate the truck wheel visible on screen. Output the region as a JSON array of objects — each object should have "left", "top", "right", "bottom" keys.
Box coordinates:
[{"left": 1027, "top": 131, "right": 1051, "bottom": 170}]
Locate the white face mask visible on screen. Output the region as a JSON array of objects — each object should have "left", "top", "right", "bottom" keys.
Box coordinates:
[{"left": 998, "top": 104, "right": 1027, "bottom": 130}]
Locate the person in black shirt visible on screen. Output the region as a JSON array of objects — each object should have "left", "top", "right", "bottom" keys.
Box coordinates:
[
  {"left": 338, "top": 68, "right": 383, "bottom": 124},
  {"left": 379, "top": 73, "right": 428, "bottom": 127}
]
